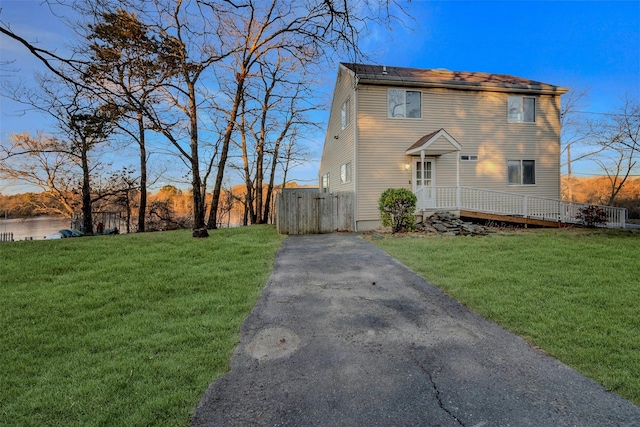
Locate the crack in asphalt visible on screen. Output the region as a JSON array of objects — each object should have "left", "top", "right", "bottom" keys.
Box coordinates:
[{"left": 411, "top": 345, "right": 465, "bottom": 427}]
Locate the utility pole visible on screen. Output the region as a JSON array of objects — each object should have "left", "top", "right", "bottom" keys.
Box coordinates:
[{"left": 567, "top": 144, "right": 573, "bottom": 200}]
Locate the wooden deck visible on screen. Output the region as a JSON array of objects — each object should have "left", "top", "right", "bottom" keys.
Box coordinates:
[
  {"left": 416, "top": 186, "right": 626, "bottom": 228},
  {"left": 459, "top": 210, "right": 570, "bottom": 228}
]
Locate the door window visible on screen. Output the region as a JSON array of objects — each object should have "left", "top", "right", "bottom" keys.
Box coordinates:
[{"left": 416, "top": 161, "right": 432, "bottom": 186}]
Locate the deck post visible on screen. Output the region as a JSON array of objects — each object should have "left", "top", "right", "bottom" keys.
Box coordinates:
[
  {"left": 559, "top": 200, "right": 564, "bottom": 222},
  {"left": 523, "top": 195, "right": 528, "bottom": 218}
]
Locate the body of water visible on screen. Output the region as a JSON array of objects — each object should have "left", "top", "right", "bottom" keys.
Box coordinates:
[{"left": 0, "top": 216, "right": 73, "bottom": 241}]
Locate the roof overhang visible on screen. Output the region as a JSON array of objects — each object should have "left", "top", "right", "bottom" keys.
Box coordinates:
[
  {"left": 406, "top": 129, "right": 462, "bottom": 156},
  {"left": 342, "top": 63, "right": 569, "bottom": 96},
  {"left": 357, "top": 76, "right": 568, "bottom": 95}
]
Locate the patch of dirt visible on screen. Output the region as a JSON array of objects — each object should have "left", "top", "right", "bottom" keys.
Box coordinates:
[{"left": 246, "top": 327, "right": 301, "bottom": 362}]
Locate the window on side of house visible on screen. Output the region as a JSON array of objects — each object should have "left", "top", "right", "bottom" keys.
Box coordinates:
[
  {"left": 341, "top": 99, "right": 350, "bottom": 130},
  {"left": 340, "top": 162, "right": 351, "bottom": 184},
  {"left": 508, "top": 96, "right": 536, "bottom": 123},
  {"left": 322, "top": 173, "right": 330, "bottom": 193},
  {"left": 460, "top": 155, "right": 479, "bottom": 161},
  {"left": 388, "top": 89, "right": 422, "bottom": 118},
  {"left": 507, "top": 160, "right": 536, "bottom": 185}
]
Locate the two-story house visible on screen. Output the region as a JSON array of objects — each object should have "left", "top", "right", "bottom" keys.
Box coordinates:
[{"left": 319, "top": 63, "right": 570, "bottom": 231}]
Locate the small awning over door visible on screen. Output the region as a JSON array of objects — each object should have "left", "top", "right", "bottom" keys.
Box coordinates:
[{"left": 405, "top": 128, "right": 462, "bottom": 156}]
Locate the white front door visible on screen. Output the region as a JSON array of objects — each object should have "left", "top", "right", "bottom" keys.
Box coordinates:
[{"left": 413, "top": 158, "right": 435, "bottom": 209}]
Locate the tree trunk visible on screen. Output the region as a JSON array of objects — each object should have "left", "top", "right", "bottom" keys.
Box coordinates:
[
  {"left": 188, "top": 80, "right": 206, "bottom": 230},
  {"left": 137, "top": 113, "right": 147, "bottom": 232},
  {"left": 263, "top": 134, "right": 283, "bottom": 223},
  {"left": 242, "top": 194, "right": 249, "bottom": 226},
  {"left": 81, "top": 141, "right": 93, "bottom": 234},
  {"left": 239, "top": 103, "right": 255, "bottom": 224},
  {"left": 125, "top": 192, "right": 132, "bottom": 233},
  {"left": 208, "top": 77, "right": 245, "bottom": 229},
  {"left": 255, "top": 137, "right": 264, "bottom": 224}
]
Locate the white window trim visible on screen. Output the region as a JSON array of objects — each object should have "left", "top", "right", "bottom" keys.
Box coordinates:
[
  {"left": 507, "top": 159, "right": 536, "bottom": 186},
  {"left": 508, "top": 96, "right": 536, "bottom": 123},
  {"left": 388, "top": 89, "right": 422, "bottom": 119},
  {"left": 341, "top": 99, "right": 350, "bottom": 130},
  {"left": 340, "top": 162, "right": 351, "bottom": 184},
  {"left": 460, "top": 154, "right": 479, "bottom": 162}
]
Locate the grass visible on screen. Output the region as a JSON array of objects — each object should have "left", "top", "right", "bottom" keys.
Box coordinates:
[
  {"left": 0, "top": 226, "right": 284, "bottom": 426},
  {"left": 368, "top": 227, "right": 640, "bottom": 406}
]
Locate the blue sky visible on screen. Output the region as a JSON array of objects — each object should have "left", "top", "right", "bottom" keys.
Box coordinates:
[
  {"left": 1, "top": 0, "right": 639, "bottom": 192},
  {"left": 376, "top": 0, "right": 640, "bottom": 115}
]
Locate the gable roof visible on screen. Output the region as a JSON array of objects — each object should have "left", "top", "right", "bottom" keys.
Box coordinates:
[
  {"left": 342, "top": 63, "right": 568, "bottom": 95},
  {"left": 406, "top": 129, "right": 462, "bottom": 156}
]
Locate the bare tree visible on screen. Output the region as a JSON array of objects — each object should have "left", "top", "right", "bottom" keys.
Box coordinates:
[
  {"left": 206, "top": 0, "right": 404, "bottom": 228},
  {"left": 561, "top": 88, "right": 592, "bottom": 200},
  {"left": 2, "top": 0, "right": 408, "bottom": 233},
  {"left": 1, "top": 0, "right": 225, "bottom": 231},
  {"left": 0, "top": 132, "right": 80, "bottom": 217},
  {"left": 3, "top": 67, "right": 118, "bottom": 233},
  {"left": 228, "top": 54, "right": 320, "bottom": 225},
  {"left": 589, "top": 97, "right": 640, "bottom": 205},
  {"left": 92, "top": 166, "right": 140, "bottom": 233}
]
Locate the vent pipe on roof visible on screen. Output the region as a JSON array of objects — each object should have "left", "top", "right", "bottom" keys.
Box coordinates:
[{"left": 382, "top": 66, "right": 387, "bottom": 75}]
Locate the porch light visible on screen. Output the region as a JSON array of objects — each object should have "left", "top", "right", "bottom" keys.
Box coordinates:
[{"left": 404, "top": 163, "right": 411, "bottom": 171}]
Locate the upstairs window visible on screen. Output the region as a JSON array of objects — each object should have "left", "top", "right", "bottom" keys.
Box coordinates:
[
  {"left": 508, "top": 96, "right": 536, "bottom": 123},
  {"left": 508, "top": 160, "right": 536, "bottom": 185},
  {"left": 341, "top": 99, "right": 350, "bottom": 130},
  {"left": 388, "top": 89, "right": 421, "bottom": 118}
]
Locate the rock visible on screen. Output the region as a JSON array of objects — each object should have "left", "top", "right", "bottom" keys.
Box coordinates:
[
  {"left": 433, "top": 223, "right": 449, "bottom": 232},
  {"left": 418, "top": 212, "right": 488, "bottom": 236},
  {"left": 192, "top": 228, "right": 209, "bottom": 238}
]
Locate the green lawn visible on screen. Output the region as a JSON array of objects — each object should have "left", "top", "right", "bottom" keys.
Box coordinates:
[
  {"left": 369, "top": 228, "right": 640, "bottom": 406},
  {"left": 0, "top": 226, "right": 284, "bottom": 426},
  {"left": 3, "top": 225, "right": 638, "bottom": 424}
]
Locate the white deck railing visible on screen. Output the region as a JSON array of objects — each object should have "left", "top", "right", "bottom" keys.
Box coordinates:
[{"left": 416, "top": 186, "right": 626, "bottom": 228}]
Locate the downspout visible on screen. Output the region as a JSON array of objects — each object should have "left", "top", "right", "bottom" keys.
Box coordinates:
[
  {"left": 420, "top": 149, "right": 425, "bottom": 210},
  {"left": 456, "top": 150, "right": 461, "bottom": 211},
  {"left": 353, "top": 74, "right": 359, "bottom": 232}
]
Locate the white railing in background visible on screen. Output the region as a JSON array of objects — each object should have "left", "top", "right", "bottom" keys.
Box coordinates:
[{"left": 418, "top": 186, "right": 626, "bottom": 228}]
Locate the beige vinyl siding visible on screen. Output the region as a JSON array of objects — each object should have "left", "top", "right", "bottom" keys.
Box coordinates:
[
  {"left": 436, "top": 152, "right": 458, "bottom": 186},
  {"left": 428, "top": 136, "right": 458, "bottom": 153},
  {"left": 356, "top": 85, "right": 561, "bottom": 222},
  {"left": 356, "top": 84, "right": 417, "bottom": 221},
  {"left": 454, "top": 91, "right": 560, "bottom": 193},
  {"left": 319, "top": 66, "right": 356, "bottom": 192}
]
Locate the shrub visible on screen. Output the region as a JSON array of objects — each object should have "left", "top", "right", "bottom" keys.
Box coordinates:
[
  {"left": 378, "top": 188, "right": 417, "bottom": 233},
  {"left": 577, "top": 205, "right": 608, "bottom": 227}
]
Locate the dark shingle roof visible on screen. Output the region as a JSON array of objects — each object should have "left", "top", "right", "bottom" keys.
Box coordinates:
[
  {"left": 406, "top": 129, "right": 442, "bottom": 152},
  {"left": 342, "top": 63, "right": 568, "bottom": 94}
]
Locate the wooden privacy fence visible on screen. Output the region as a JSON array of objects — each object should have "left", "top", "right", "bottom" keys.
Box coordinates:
[{"left": 276, "top": 191, "right": 355, "bottom": 234}]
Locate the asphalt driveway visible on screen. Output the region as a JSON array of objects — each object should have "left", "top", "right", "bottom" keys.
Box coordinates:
[{"left": 191, "top": 233, "right": 639, "bottom": 426}]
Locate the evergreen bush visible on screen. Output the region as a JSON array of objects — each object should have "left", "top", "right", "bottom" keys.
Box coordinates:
[{"left": 378, "top": 188, "right": 417, "bottom": 233}]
